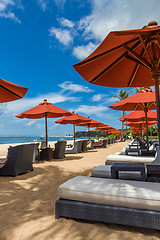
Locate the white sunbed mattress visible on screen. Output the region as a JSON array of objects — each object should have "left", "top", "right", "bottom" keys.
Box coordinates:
[
  {"left": 106, "top": 154, "right": 155, "bottom": 163},
  {"left": 58, "top": 176, "right": 160, "bottom": 211}
]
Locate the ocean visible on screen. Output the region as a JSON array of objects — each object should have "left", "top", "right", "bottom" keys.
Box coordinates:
[{"left": 0, "top": 136, "right": 79, "bottom": 144}]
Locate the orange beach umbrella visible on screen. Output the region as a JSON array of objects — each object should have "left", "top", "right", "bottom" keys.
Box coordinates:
[
  {"left": 0, "top": 78, "right": 28, "bottom": 103},
  {"left": 110, "top": 90, "right": 156, "bottom": 111},
  {"left": 119, "top": 110, "right": 157, "bottom": 122},
  {"left": 16, "top": 99, "right": 72, "bottom": 147},
  {"left": 55, "top": 112, "right": 90, "bottom": 142},
  {"left": 78, "top": 119, "right": 105, "bottom": 139},
  {"left": 124, "top": 120, "right": 157, "bottom": 127},
  {"left": 73, "top": 21, "right": 160, "bottom": 152}
]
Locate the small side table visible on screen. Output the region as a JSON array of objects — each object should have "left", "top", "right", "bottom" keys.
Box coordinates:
[
  {"left": 147, "top": 165, "right": 160, "bottom": 182},
  {"left": 40, "top": 148, "right": 54, "bottom": 161},
  {"left": 111, "top": 163, "right": 146, "bottom": 181}
]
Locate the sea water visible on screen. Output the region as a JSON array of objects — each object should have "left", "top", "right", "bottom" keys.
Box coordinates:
[{"left": 0, "top": 136, "right": 77, "bottom": 144}]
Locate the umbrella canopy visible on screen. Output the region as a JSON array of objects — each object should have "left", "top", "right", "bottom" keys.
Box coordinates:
[
  {"left": 78, "top": 119, "right": 105, "bottom": 140},
  {"left": 78, "top": 119, "right": 105, "bottom": 128},
  {"left": 73, "top": 21, "right": 160, "bottom": 88},
  {"left": 97, "top": 125, "right": 114, "bottom": 131},
  {"left": 110, "top": 90, "right": 156, "bottom": 111},
  {"left": 119, "top": 110, "right": 157, "bottom": 122},
  {"left": 55, "top": 112, "right": 90, "bottom": 142},
  {"left": 110, "top": 129, "right": 122, "bottom": 135},
  {"left": 124, "top": 120, "right": 157, "bottom": 126},
  {"left": 16, "top": 99, "right": 72, "bottom": 147},
  {"left": 73, "top": 20, "right": 160, "bottom": 152},
  {"left": 0, "top": 78, "right": 28, "bottom": 103}
]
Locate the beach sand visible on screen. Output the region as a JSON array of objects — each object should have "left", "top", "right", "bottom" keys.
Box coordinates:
[{"left": 0, "top": 141, "right": 160, "bottom": 240}]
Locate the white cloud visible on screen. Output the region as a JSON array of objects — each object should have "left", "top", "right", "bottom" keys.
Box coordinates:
[
  {"left": 25, "top": 120, "right": 37, "bottom": 127},
  {"left": 50, "top": 0, "right": 160, "bottom": 59},
  {"left": 91, "top": 94, "right": 116, "bottom": 104},
  {"left": 53, "top": 0, "right": 66, "bottom": 9},
  {"left": 58, "top": 81, "right": 94, "bottom": 93},
  {"left": 77, "top": 0, "right": 160, "bottom": 42},
  {"left": 2, "top": 92, "right": 80, "bottom": 116},
  {"left": 0, "top": 0, "right": 21, "bottom": 23},
  {"left": 73, "top": 42, "right": 98, "bottom": 60},
  {"left": 59, "top": 18, "right": 75, "bottom": 28},
  {"left": 70, "top": 104, "right": 109, "bottom": 117},
  {"left": 91, "top": 94, "right": 105, "bottom": 102},
  {"left": 37, "top": 0, "right": 49, "bottom": 11},
  {"left": 49, "top": 27, "right": 73, "bottom": 46},
  {"left": 36, "top": 123, "right": 44, "bottom": 129}
]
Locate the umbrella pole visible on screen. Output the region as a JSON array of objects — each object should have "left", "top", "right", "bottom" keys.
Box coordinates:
[
  {"left": 154, "top": 78, "right": 160, "bottom": 152},
  {"left": 88, "top": 125, "right": 90, "bottom": 140},
  {"left": 144, "top": 108, "right": 149, "bottom": 151},
  {"left": 73, "top": 124, "right": 75, "bottom": 143},
  {"left": 139, "top": 124, "right": 142, "bottom": 141},
  {"left": 126, "top": 125, "right": 127, "bottom": 140},
  {"left": 122, "top": 110, "right": 124, "bottom": 139},
  {"left": 45, "top": 114, "right": 48, "bottom": 147},
  {"left": 142, "top": 120, "right": 144, "bottom": 142}
]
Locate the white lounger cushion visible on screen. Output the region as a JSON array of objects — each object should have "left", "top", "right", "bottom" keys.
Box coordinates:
[
  {"left": 91, "top": 165, "right": 142, "bottom": 180},
  {"left": 58, "top": 176, "right": 160, "bottom": 211},
  {"left": 106, "top": 154, "right": 155, "bottom": 163}
]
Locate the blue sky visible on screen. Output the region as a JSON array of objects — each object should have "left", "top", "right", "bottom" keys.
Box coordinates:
[{"left": 0, "top": 0, "right": 159, "bottom": 137}]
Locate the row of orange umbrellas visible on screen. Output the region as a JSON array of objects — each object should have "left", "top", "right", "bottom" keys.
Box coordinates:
[
  {"left": 73, "top": 20, "right": 160, "bottom": 153},
  {"left": 55, "top": 112, "right": 120, "bottom": 142},
  {"left": 14, "top": 99, "right": 119, "bottom": 146},
  {"left": 109, "top": 89, "right": 157, "bottom": 150}
]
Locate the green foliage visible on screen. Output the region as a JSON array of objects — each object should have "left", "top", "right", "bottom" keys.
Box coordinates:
[
  {"left": 113, "top": 88, "right": 133, "bottom": 101},
  {"left": 75, "top": 131, "right": 121, "bottom": 139}
]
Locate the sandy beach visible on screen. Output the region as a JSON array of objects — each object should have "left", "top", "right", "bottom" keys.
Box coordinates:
[{"left": 0, "top": 140, "right": 160, "bottom": 240}]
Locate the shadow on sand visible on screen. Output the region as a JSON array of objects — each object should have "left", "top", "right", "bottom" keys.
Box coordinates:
[{"left": 0, "top": 159, "right": 160, "bottom": 239}]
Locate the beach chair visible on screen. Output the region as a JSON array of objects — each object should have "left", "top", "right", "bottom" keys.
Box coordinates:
[
  {"left": 81, "top": 140, "right": 88, "bottom": 152},
  {"left": 94, "top": 139, "right": 107, "bottom": 148},
  {"left": 32, "top": 143, "right": 40, "bottom": 163},
  {"left": 53, "top": 141, "right": 67, "bottom": 159},
  {"left": 0, "top": 143, "right": 38, "bottom": 177},
  {"left": 55, "top": 176, "right": 160, "bottom": 230},
  {"left": 77, "top": 141, "right": 83, "bottom": 153},
  {"left": 87, "top": 140, "right": 95, "bottom": 150},
  {"left": 40, "top": 141, "right": 46, "bottom": 149},
  {"left": 65, "top": 141, "right": 78, "bottom": 154}
]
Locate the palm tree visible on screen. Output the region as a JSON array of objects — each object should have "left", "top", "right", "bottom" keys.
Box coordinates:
[{"left": 113, "top": 88, "right": 133, "bottom": 139}]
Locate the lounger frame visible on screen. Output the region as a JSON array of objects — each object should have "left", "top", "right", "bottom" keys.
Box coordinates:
[{"left": 55, "top": 198, "right": 160, "bottom": 230}]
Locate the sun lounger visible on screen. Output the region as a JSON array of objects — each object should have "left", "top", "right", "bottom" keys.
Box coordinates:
[
  {"left": 0, "top": 143, "right": 38, "bottom": 177},
  {"left": 65, "top": 141, "right": 78, "bottom": 154},
  {"left": 105, "top": 154, "right": 155, "bottom": 165},
  {"left": 125, "top": 145, "right": 141, "bottom": 155},
  {"left": 94, "top": 139, "right": 107, "bottom": 148},
  {"left": 55, "top": 176, "right": 160, "bottom": 230},
  {"left": 87, "top": 140, "right": 95, "bottom": 150}
]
